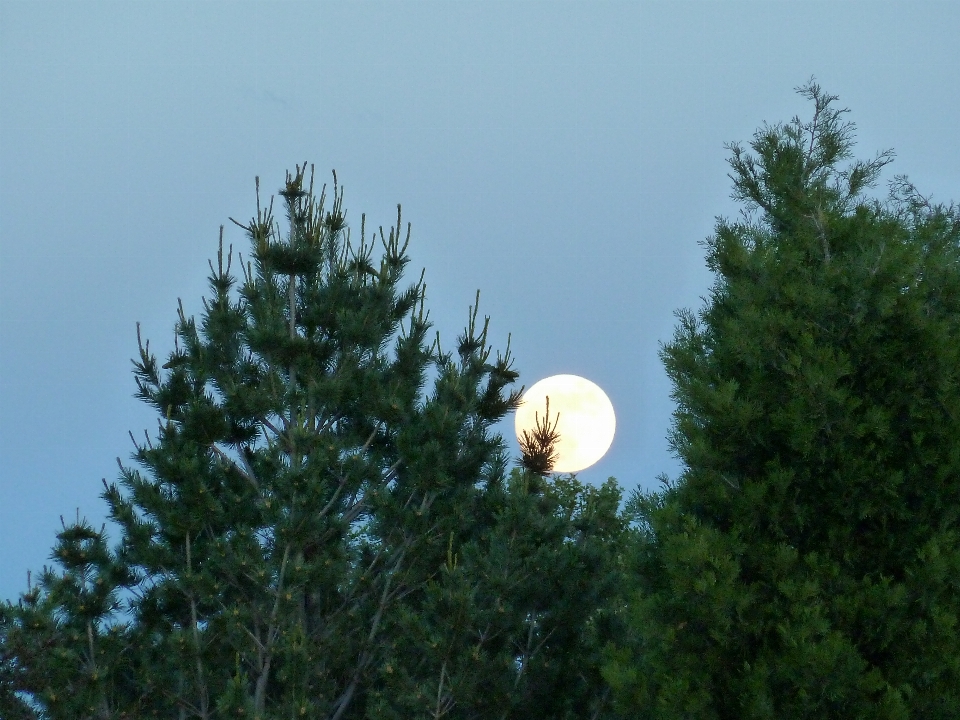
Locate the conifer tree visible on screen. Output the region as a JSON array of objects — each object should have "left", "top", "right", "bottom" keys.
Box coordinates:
[
  {"left": 1, "top": 166, "right": 627, "bottom": 719},
  {"left": 605, "top": 82, "right": 960, "bottom": 719},
  {"left": 364, "top": 395, "right": 627, "bottom": 720},
  {"left": 368, "top": 463, "right": 626, "bottom": 720}
]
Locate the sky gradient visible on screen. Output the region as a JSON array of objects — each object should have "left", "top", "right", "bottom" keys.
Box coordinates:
[{"left": 2, "top": 0, "right": 958, "bottom": 603}]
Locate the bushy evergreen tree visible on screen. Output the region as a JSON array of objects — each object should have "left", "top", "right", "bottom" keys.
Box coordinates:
[
  {"left": 370, "top": 467, "right": 625, "bottom": 720},
  {"left": 1, "top": 167, "right": 626, "bottom": 719},
  {"left": 605, "top": 82, "right": 960, "bottom": 718}
]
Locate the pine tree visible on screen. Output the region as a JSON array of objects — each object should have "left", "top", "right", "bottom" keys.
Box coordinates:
[
  {"left": 368, "top": 466, "right": 626, "bottom": 720},
  {"left": 605, "top": 82, "right": 960, "bottom": 718},
  {"left": 364, "top": 395, "right": 627, "bottom": 720},
  {"left": 1, "top": 166, "right": 628, "bottom": 719}
]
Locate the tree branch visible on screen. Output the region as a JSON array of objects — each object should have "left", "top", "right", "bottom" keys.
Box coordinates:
[
  {"left": 210, "top": 444, "right": 259, "bottom": 492},
  {"left": 254, "top": 543, "right": 291, "bottom": 714},
  {"left": 185, "top": 532, "right": 210, "bottom": 719}
]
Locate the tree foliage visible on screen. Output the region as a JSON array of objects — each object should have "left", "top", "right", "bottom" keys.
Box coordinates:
[
  {"left": 605, "top": 81, "right": 960, "bottom": 718},
  {"left": 1, "top": 167, "right": 625, "bottom": 719}
]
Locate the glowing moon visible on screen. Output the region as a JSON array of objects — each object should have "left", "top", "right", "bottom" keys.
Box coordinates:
[{"left": 514, "top": 374, "right": 616, "bottom": 473}]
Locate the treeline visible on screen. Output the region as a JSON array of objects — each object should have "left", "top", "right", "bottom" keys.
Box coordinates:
[{"left": 3, "top": 83, "right": 958, "bottom": 719}]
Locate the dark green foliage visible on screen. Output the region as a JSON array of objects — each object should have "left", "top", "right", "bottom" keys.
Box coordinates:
[
  {"left": 605, "top": 82, "right": 960, "bottom": 718},
  {"left": 369, "top": 469, "right": 626, "bottom": 720},
  {"left": 517, "top": 397, "right": 561, "bottom": 477},
  {"left": 1, "top": 166, "right": 626, "bottom": 719}
]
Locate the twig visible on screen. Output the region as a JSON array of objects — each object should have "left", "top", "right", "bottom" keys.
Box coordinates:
[
  {"left": 210, "top": 444, "right": 259, "bottom": 491},
  {"left": 185, "top": 532, "right": 210, "bottom": 719},
  {"left": 330, "top": 549, "right": 406, "bottom": 720},
  {"left": 254, "top": 544, "right": 291, "bottom": 713}
]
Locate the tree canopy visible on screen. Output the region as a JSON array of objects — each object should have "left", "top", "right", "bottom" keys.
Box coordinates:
[
  {"left": 1, "top": 167, "right": 626, "bottom": 719},
  {"left": 604, "top": 81, "right": 960, "bottom": 719}
]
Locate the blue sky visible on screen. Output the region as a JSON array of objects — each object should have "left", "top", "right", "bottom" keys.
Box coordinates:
[{"left": 2, "top": 0, "right": 958, "bottom": 603}]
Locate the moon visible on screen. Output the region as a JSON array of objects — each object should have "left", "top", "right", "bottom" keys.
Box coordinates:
[{"left": 514, "top": 374, "right": 616, "bottom": 473}]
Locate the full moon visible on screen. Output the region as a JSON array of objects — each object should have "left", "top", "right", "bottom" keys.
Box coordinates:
[{"left": 514, "top": 374, "right": 616, "bottom": 473}]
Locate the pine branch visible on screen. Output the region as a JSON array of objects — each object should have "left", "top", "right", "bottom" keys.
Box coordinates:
[
  {"left": 253, "top": 544, "right": 290, "bottom": 715},
  {"left": 184, "top": 533, "right": 210, "bottom": 720},
  {"left": 518, "top": 396, "right": 561, "bottom": 477},
  {"left": 210, "top": 444, "right": 259, "bottom": 491}
]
